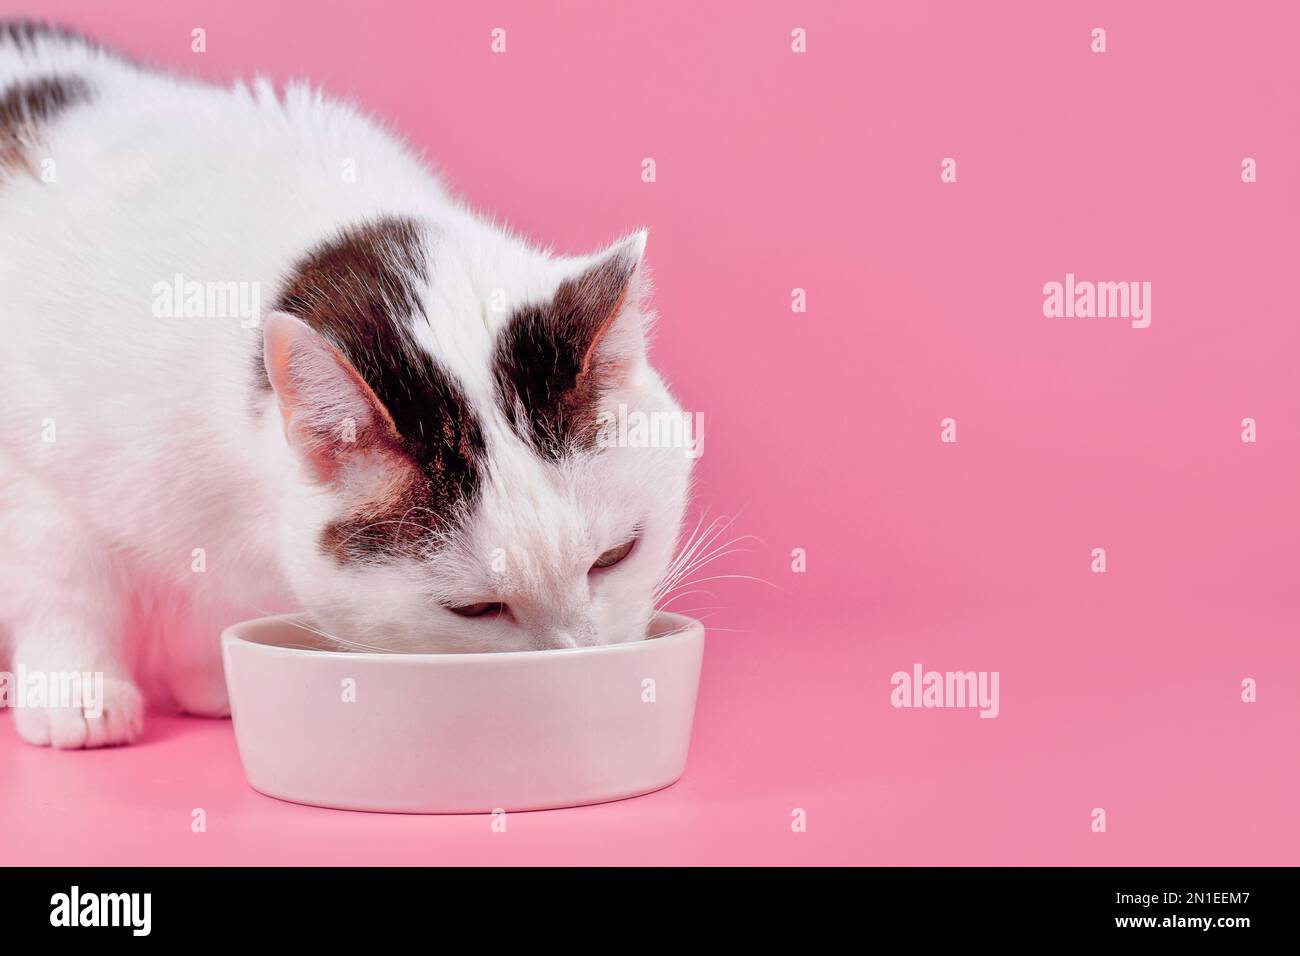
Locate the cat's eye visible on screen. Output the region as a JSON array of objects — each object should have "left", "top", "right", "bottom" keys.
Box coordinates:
[
  {"left": 447, "top": 601, "right": 503, "bottom": 618},
  {"left": 591, "top": 536, "right": 637, "bottom": 571}
]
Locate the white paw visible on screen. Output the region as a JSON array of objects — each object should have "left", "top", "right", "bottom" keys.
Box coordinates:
[{"left": 12, "top": 676, "right": 144, "bottom": 749}]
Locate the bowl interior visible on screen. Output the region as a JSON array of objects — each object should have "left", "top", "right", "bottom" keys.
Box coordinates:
[{"left": 227, "top": 610, "right": 698, "bottom": 657}]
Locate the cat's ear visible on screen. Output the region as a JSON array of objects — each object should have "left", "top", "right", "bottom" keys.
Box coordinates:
[
  {"left": 559, "top": 229, "right": 649, "bottom": 374},
  {"left": 262, "top": 310, "right": 405, "bottom": 483},
  {"left": 493, "top": 230, "right": 650, "bottom": 454}
]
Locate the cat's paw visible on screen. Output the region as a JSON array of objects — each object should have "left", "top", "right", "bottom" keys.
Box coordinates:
[{"left": 12, "top": 677, "right": 144, "bottom": 749}]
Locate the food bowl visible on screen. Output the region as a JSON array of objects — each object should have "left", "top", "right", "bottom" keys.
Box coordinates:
[{"left": 220, "top": 612, "right": 705, "bottom": 813}]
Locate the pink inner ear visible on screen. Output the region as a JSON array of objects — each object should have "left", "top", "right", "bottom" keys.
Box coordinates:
[
  {"left": 578, "top": 283, "right": 631, "bottom": 379},
  {"left": 262, "top": 310, "right": 402, "bottom": 482}
]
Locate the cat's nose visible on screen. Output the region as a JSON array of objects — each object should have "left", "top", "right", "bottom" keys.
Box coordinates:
[
  {"left": 541, "top": 630, "right": 578, "bottom": 650},
  {"left": 509, "top": 602, "right": 593, "bottom": 649}
]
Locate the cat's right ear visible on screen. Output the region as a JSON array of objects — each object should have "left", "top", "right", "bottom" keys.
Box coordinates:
[{"left": 262, "top": 310, "right": 404, "bottom": 483}]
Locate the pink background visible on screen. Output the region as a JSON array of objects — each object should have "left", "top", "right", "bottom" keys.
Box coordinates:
[{"left": 1, "top": 0, "right": 1297, "bottom": 865}]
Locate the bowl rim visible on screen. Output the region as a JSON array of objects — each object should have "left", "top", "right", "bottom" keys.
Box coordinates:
[{"left": 221, "top": 610, "right": 704, "bottom": 663}]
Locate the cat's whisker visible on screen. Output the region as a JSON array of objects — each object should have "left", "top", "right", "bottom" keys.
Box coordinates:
[
  {"left": 655, "top": 543, "right": 757, "bottom": 602},
  {"left": 667, "top": 572, "right": 774, "bottom": 589},
  {"left": 654, "top": 512, "right": 752, "bottom": 592},
  {"left": 655, "top": 589, "right": 720, "bottom": 614},
  {"left": 661, "top": 512, "right": 726, "bottom": 578},
  {"left": 647, "top": 510, "right": 767, "bottom": 640},
  {"left": 247, "top": 604, "right": 399, "bottom": 655},
  {"left": 655, "top": 545, "right": 757, "bottom": 597}
]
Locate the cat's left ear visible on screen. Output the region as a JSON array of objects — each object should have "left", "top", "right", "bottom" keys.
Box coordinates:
[{"left": 261, "top": 309, "right": 408, "bottom": 483}]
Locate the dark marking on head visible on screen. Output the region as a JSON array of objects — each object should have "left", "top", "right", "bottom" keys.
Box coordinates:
[
  {"left": 0, "top": 74, "right": 92, "bottom": 175},
  {"left": 492, "top": 251, "right": 638, "bottom": 459},
  {"left": 319, "top": 467, "right": 448, "bottom": 566},
  {"left": 0, "top": 20, "right": 101, "bottom": 52},
  {"left": 263, "top": 217, "right": 487, "bottom": 564}
]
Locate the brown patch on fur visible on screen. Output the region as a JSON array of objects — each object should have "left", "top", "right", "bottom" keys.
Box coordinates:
[
  {"left": 0, "top": 74, "right": 92, "bottom": 176},
  {"left": 493, "top": 251, "right": 638, "bottom": 459},
  {"left": 319, "top": 462, "right": 442, "bottom": 565},
  {"left": 0, "top": 20, "right": 100, "bottom": 52},
  {"left": 264, "top": 217, "right": 487, "bottom": 564},
  {"left": 267, "top": 218, "right": 429, "bottom": 369}
]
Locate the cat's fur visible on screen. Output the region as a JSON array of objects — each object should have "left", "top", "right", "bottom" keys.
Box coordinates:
[{"left": 0, "top": 23, "right": 694, "bottom": 747}]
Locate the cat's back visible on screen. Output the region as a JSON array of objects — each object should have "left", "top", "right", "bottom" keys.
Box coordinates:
[
  {"left": 0, "top": 21, "right": 447, "bottom": 490},
  {"left": 0, "top": 20, "right": 120, "bottom": 85},
  {"left": 0, "top": 20, "right": 440, "bottom": 238},
  {"left": 0, "top": 21, "right": 446, "bottom": 376}
]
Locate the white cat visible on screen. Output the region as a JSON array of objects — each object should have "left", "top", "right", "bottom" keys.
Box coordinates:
[{"left": 0, "top": 22, "right": 694, "bottom": 748}]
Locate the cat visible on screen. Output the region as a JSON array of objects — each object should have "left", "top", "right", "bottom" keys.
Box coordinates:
[{"left": 0, "top": 22, "right": 695, "bottom": 748}]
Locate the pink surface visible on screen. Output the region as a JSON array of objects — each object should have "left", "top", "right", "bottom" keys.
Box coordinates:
[{"left": 2, "top": 0, "right": 1298, "bottom": 865}]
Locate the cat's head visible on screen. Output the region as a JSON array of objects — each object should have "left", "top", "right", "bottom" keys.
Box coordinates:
[{"left": 260, "top": 217, "right": 695, "bottom": 652}]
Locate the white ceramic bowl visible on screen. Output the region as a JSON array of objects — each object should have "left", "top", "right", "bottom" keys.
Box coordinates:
[{"left": 221, "top": 612, "right": 704, "bottom": 813}]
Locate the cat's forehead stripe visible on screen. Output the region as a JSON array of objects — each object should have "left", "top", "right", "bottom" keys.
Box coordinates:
[{"left": 265, "top": 216, "right": 487, "bottom": 562}]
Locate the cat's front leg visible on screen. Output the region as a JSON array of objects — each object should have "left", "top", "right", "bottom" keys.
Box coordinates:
[
  {"left": 2, "top": 487, "right": 143, "bottom": 748},
  {"left": 11, "top": 652, "right": 143, "bottom": 748},
  {"left": 9, "top": 611, "right": 144, "bottom": 748}
]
